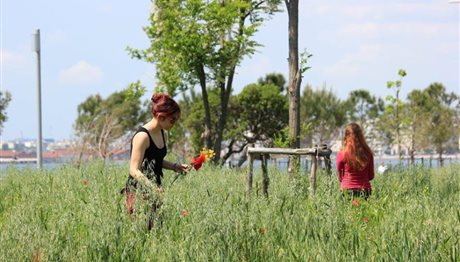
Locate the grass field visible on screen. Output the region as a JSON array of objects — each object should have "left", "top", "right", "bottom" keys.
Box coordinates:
[{"left": 1, "top": 162, "right": 459, "bottom": 261}]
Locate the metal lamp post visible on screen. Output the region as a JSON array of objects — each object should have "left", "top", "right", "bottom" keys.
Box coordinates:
[{"left": 32, "top": 29, "right": 43, "bottom": 169}]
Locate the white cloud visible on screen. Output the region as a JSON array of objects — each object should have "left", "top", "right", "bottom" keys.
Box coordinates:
[
  {"left": 58, "top": 61, "right": 103, "bottom": 85},
  {"left": 310, "top": 1, "right": 451, "bottom": 20},
  {"left": 102, "top": 2, "right": 113, "bottom": 13},
  {"left": 1, "top": 49, "right": 27, "bottom": 66},
  {"left": 339, "top": 22, "right": 456, "bottom": 38},
  {"left": 323, "top": 44, "right": 385, "bottom": 78}
]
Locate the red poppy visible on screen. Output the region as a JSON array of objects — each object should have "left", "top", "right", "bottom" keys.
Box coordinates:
[
  {"left": 82, "top": 179, "right": 88, "bottom": 186},
  {"left": 191, "top": 153, "right": 206, "bottom": 171},
  {"left": 363, "top": 217, "right": 369, "bottom": 223},
  {"left": 352, "top": 199, "right": 359, "bottom": 206},
  {"left": 181, "top": 209, "right": 189, "bottom": 218}
]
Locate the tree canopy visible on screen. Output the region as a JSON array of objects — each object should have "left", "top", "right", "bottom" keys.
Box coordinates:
[
  {"left": 0, "top": 91, "right": 12, "bottom": 135},
  {"left": 74, "top": 83, "right": 148, "bottom": 160},
  {"left": 128, "top": 0, "right": 281, "bottom": 163}
]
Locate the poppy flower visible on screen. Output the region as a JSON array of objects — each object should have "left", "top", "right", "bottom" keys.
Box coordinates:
[
  {"left": 181, "top": 209, "right": 189, "bottom": 218},
  {"left": 82, "top": 179, "right": 88, "bottom": 186},
  {"left": 352, "top": 199, "right": 359, "bottom": 206},
  {"left": 363, "top": 217, "right": 369, "bottom": 223},
  {"left": 259, "top": 228, "right": 267, "bottom": 235},
  {"left": 191, "top": 153, "right": 206, "bottom": 171}
]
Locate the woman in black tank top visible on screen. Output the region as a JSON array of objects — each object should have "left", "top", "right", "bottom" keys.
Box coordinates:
[{"left": 123, "top": 93, "right": 190, "bottom": 230}]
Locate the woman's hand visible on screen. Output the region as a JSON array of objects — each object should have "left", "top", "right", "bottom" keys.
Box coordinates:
[{"left": 174, "top": 163, "right": 190, "bottom": 173}]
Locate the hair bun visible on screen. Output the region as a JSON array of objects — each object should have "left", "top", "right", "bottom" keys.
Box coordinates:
[{"left": 151, "top": 93, "right": 170, "bottom": 103}]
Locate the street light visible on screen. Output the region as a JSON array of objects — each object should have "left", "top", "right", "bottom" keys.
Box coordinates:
[{"left": 32, "top": 29, "right": 43, "bottom": 169}]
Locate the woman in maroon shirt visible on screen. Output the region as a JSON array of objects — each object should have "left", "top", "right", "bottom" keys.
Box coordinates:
[{"left": 336, "top": 123, "right": 374, "bottom": 199}]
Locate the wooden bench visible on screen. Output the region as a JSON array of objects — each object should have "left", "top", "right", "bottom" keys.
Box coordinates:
[{"left": 246, "top": 145, "right": 332, "bottom": 197}]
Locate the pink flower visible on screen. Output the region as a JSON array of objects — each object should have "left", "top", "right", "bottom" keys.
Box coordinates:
[{"left": 181, "top": 209, "right": 189, "bottom": 218}]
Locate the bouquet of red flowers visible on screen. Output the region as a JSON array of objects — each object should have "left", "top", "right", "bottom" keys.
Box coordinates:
[
  {"left": 171, "top": 148, "right": 216, "bottom": 185},
  {"left": 189, "top": 148, "right": 216, "bottom": 171}
]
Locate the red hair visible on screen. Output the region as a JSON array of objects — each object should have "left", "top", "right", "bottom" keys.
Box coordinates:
[
  {"left": 151, "top": 93, "right": 180, "bottom": 118},
  {"left": 342, "top": 123, "right": 373, "bottom": 171}
]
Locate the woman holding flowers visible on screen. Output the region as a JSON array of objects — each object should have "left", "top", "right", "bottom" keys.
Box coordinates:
[
  {"left": 123, "top": 92, "right": 189, "bottom": 230},
  {"left": 336, "top": 122, "right": 374, "bottom": 199}
]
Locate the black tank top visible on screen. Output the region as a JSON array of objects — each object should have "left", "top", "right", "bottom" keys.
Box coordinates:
[{"left": 125, "top": 127, "right": 167, "bottom": 188}]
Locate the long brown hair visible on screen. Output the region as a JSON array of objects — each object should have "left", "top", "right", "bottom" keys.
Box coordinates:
[{"left": 342, "top": 123, "right": 373, "bottom": 170}]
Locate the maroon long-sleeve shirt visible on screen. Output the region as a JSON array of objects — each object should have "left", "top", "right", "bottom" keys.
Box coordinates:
[{"left": 336, "top": 151, "right": 374, "bottom": 190}]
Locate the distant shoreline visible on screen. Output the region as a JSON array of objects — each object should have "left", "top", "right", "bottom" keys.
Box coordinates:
[{"left": 375, "top": 154, "right": 460, "bottom": 160}]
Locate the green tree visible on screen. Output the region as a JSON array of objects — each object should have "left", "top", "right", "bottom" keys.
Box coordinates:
[
  {"left": 74, "top": 83, "right": 148, "bottom": 162},
  {"left": 257, "top": 72, "right": 286, "bottom": 93},
  {"left": 0, "top": 91, "right": 12, "bottom": 134},
  {"left": 184, "top": 79, "right": 288, "bottom": 166},
  {"left": 345, "top": 89, "right": 384, "bottom": 131},
  {"left": 405, "top": 89, "right": 429, "bottom": 165},
  {"left": 386, "top": 69, "right": 407, "bottom": 162},
  {"left": 226, "top": 82, "right": 288, "bottom": 165},
  {"left": 422, "top": 83, "right": 458, "bottom": 166},
  {"left": 300, "top": 84, "right": 346, "bottom": 147},
  {"left": 129, "top": 0, "right": 281, "bottom": 164}
]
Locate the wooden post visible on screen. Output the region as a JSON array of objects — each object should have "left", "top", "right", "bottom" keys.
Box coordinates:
[
  {"left": 309, "top": 154, "right": 317, "bottom": 195},
  {"left": 246, "top": 147, "right": 254, "bottom": 195},
  {"left": 325, "top": 155, "right": 332, "bottom": 175},
  {"left": 246, "top": 146, "right": 332, "bottom": 198},
  {"left": 262, "top": 154, "right": 269, "bottom": 198},
  {"left": 324, "top": 144, "right": 332, "bottom": 175}
]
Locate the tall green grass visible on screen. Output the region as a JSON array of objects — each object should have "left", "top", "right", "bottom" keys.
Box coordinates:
[{"left": 1, "top": 162, "right": 459, "bottom": 261}]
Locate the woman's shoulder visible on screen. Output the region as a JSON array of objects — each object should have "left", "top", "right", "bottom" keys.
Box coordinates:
[{"left": 132, "top": 131, "right": 151, "bottom": 148}]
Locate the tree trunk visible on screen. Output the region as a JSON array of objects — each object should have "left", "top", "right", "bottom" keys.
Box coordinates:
[
  {"left": 409, "top": 124, "right": 415, "bottom": 166},
  {"left": 285, "top": 0, "right": 301, "bottom": 173},
  {"left": 196, "top": 64, "right": 213, "bottom": 148},
  {"left": 213, "top": 12, "right": 245, "bottom": 165},
  {"left": 214, "top": 65, "right": 235, "bottom": 164},
  {"left": 396, "top": 89, "right": 402, "bottom": 164},
  {"left": 438, "top": 145, "right": 444, "bottom": 167}
]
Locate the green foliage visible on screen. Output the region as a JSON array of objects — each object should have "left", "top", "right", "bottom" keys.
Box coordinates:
[
  {"left": 300, "top": 84, "right": 347, "bottom": 146},
  {"left": 183, "top": 78, "right": 288, "bottom": 163},
  {"left": 0, "top": 90, "right": 12, "bottom": 134},
  {"left": 346, "top": 90, "right": 383, "bottom": 125},
  {"left": 235, "top": 83, "right": 288, "bottom": 141},
  {"left": 299, "top": 49, "right": 313, "bottom": 74},
  {"left": 405, "top": 89, "right": 430, "bottom": 154},
  {"left": 257, "top": 72, "right": 286, "bottom": 93},
  {"left": 272, "top": 122, "right": 312, "bottom": 148},
  {"left": 74, "top": 83, "right": 149, "bottom": 159},
  {"left": 382, "top": 69, "right": 407, "bottom": 159},
  {"left": 183, "top": 88, "right": 222, "bottom": 153},
  {"left": 421, "top": 83, "right": 458, "bottom": 156},
  {"left": 129, "top": 0, "right": 280, "bottom": 95},
  {"left": 128, "top": 0, "right": 282, "bottom": 163},
  {"left": 272, "top": 126, "right": 290, "bottom": 148},
  {"left": 1, "top": 163, "right": 459, "bottom": 261}
]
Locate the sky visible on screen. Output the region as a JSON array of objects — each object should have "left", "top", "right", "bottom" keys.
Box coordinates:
[{"left": 1, "top": 0, "right": 459, "bottom": 142}]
